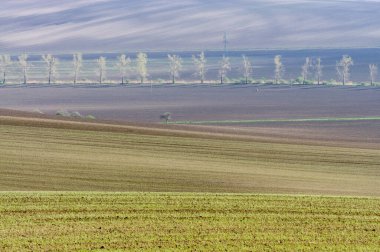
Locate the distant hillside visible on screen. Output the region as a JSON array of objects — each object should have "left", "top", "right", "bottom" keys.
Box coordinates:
[{"left": 0, "top": 0, "right": 380, "bottom": 53}]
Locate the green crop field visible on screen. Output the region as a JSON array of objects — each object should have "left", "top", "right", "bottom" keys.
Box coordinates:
[
  {"left": 0, "top": 193, "right": 379, "bottom": 251},
  {"left": 0, "top": 115, "right": 379, "bottom": 251}
]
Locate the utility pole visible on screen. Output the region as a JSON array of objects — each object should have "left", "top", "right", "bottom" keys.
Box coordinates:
[{"left": 223, "top": 32, "right": 228, "bottom": 57}]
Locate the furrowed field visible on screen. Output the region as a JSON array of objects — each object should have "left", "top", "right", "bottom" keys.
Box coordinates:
[
  {"left": 0, "top": 121, "right": 379, "bottom": 194},
  {"left": 0, "top": 85, "right": 379, "bottom": 251},
  {"left": 0, "top": 193, "right": 379, "bottom": 251}
]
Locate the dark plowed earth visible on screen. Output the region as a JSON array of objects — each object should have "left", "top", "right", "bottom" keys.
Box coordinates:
[
  {"left": 0, "top": 107, "right": 379, "bottom": 149},
  {"left": 0, "top": 85, "right": 379, "bottom": 147}
]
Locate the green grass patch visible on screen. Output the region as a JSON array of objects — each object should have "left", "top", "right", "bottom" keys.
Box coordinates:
[
  {"left": 169, "top": 116, "right": 380, "bottom": 125},
  {"left": 0, "top": 193, "right": 379, "bottom": 251}
]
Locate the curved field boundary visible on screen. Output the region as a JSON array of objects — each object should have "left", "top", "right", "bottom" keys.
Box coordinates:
[{"left": 170, "top": 116, "right": 380, "bottom": 125}]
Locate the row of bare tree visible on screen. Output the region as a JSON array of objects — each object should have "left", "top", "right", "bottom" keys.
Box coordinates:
[{"left": 0, "top": 53, "right": 377, "bottom": 86}]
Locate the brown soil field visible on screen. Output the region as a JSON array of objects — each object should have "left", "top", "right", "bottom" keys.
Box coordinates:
[
  {"left": 0, "top": 107, "right": 379, "bottom": 149},
  {"left": 0, "top": 84, "right": 379, "bottom": 148},
  {"left": 0, "top": 84, "right": 379, "bottom": 122},
  {"left": 0, "top": 84, "right": 379, "bottom": 194},
  {"left": 0, "top": 110, "right": 379, "bottom": 195}
]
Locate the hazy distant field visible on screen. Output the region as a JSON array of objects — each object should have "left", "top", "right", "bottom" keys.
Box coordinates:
[
  {"left": 1, "top": 84, "right": 379, "bottom": 148},
  {"left": 0, "top": 84, "right": 379, "bottom": 123}
]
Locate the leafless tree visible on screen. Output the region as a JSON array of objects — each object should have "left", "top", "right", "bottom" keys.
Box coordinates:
[
  {"left": 97, "top": 56, "right": 106, "bottom": 84},
  {"left": 314, "top": 58, "right": 323, "bottom": 85},
  {"left": 117, "top": 54, "right": 132, "bottom": 84},
  {"left": 168, "top": 54, "right": 182, "bottom": 84},
  {"left": 42, "top": 54, "right": 59, "bottom": 84},
  {"left": 242, "top": 55, "right": 252, "bottom": 84},
  {"left": 301, "top": 57, "right": 312, "bottom": 84},
  {"left": 18, "top": 54, "right": 29, "bottom": 85},
  {"left": 0, "top": 55, "right": 12, "bottom": 84},
  {"left": 192, "top": 52, "right": 207, "bottom": 84},
  {"left": 219, "top": 56, "right": 231, "bottom": 84},
  {"left": 369, "top": 64, "right": 378, "bottom": 86},
  {"left": 137, "top": 52, "right": 148, "bottom": 84},
  {"left": 336, "top": 55, "right": 353, "bottom": 85},
  {"left": 73, "top": 53, "right": 82, "bottom": 85},
  {"left": 274, "top": 55, "right": 284, "bottom": 84}
]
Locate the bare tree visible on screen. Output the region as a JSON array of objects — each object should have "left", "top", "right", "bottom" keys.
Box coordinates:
[
  {"left": 242, "top": 55, "right": 252, "bottom": 84},
  {"left": 97, "top": 56, "right": 106, "bottom": 84},
  {"left": 73, "top": 53, "right": 82, "bottom": 85},
  {"left": 192, "top": 52, "right": 207, "bottom": 84},
  {"left": 369, "top": 64, "right": 378, "bottom": 86},
  {"left": 168, "top": 54, "right": 182, "bottom": 84},
  {"left": 0, "top": 55, "right": 12, "bottom": 84},
  {"left": 42, "top": 54, "right": 59, "bottom": 84},
  {"left": 314, "top": 57, "right": 323, "bottom": 85},
  {"left": 117, "top": 54, "right": 132, "bottom": 85},
  {"left": 137, "top": 52, "right": 148, "bottom": 84},
  {"left": 274, "top": 55, "right": 284, "bottom": 84},
  {"left": 18, "top": 54, "right": 29, "bottom": 85},
  {"left": 219, "top": 56, "right": 231, "bottom": 84},
  {"left": 336, "top": 55, "right": 353, "bottom": 86},
  {"left": 301, "top": 57, "right": 312, "bottom": 84}
]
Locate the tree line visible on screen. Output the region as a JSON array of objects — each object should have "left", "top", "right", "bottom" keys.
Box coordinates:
[{"left": 0, "top": 52, "right": 377, "bottom": 86}]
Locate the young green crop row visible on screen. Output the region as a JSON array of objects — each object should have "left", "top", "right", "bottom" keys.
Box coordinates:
[{"left": 0, "top": 193, "right": 379, "bottom": 251}]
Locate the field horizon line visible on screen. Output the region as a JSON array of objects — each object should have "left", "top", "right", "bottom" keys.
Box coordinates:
[{"left": 169, "top": 116, "right": 380, "bottom": 125}]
